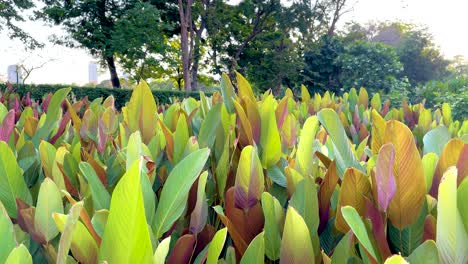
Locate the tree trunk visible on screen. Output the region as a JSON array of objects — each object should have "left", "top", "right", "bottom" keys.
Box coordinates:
[
  {"left": 178, "top": 0, "right": 193, "bottom": 92},
  {"left": 191, "top": 31, "right": 203, "bottom": 91},
  {"left": 106, "top": 56, "right": 120, "bottom": 88}
]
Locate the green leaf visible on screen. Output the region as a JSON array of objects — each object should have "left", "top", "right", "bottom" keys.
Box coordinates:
[
  {"left": 53, "top": 210, "right": 99, "bottom": 264},
  {"left": 99, "top": 160, "right": 153, "bottom": 264},
  {"left": 290, "top": 177, "right": 320, "bottom": 258},
  {"left": 235, "top": 145, "right": 264, "bottom": 210},
  {"left": 261, "top": 192, "right": 283, "bottom": 261},
  {"left": 190, "top": 171, "right": 208, "bottom": 234},
  {"left": 423, "top": 126, "right": 451, "bottom": 156},
  {"left": 55, "top": 202, "right": 83, "bottom": 264},
  {"left": 318, "top": 109, "right": 364, "bottom": 178},
  {"left": 436, "top": 167, "right": 468, "bottom": 264},
  {"left": 422, "top": 153, "right": 439, "bottom": 193},
  {"left": 0, "top": 201, "right": 16, "bottom": 263},
  {"left": 173, "top": 114, "right": 189, "bottom": 164},
  {"left": 341, "top": 206, "right": 380, "bottom": 262},
  {"left": 296, "top": 116, "right": 319, "bottom": 176},
  {"left": 125, "top": 81, "right": 158, "bottom": 144},
  {"left": 91, "top": 210, "right": 108, "bottom": 238},
  {"left": 33, "top": 87, "right": 71, "bottom": 145},
  {"left": 215, "top": 135, "right": 230, "bottom": 199},
  {"left": 260, "top": 95, "right": 282, "bottom": 168},
  {"left": 153, "top": 236, "right": 171, "bottom": 264},
  {"left": 153, "top": 148, "right": 210, "bottom": 238},
  {"left": 199, "top": 103, "right": 222, "bottom": 148},
  {"left": 0, "top": 141, "right": 32, "bottom": 218},
  {"left": 126, "top": 132, "right": 155, "bottom": 224},
  {"left": 280, "top": 206, "right": 315, "bottom": 264},
  {"left": 384, "top": 255, "right": 409, "bottom": 264},
  {"left": 330, "top": 232, "right": 355, "bottom": 263},
  {"left": 240, "top": 232, "right": 265, "bottom": 264},
  {"left": 4, "top": 244, "right": 32, "bottom": 264},
  {"left": 35, "top": 178, "right": 64, "bottom": 242},
  {"left": 79, "top": 162, "right": 110, "bottom": 210},
  {"left": 207, "top": 227, "right": 228, "bottom": 264},
  {"left": 407, "top": 240, "right": 439, "bottom": 264},
  {"left": 388, "top": 198, "right": 427, "bottom": 256},
  {"left": 458, "top": 178, "right": 468, "bottom": 233},
  {"left": 221, "top": 73, "right": 235, "bottom": 114}
]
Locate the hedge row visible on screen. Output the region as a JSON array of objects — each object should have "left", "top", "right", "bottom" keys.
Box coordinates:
[{"left": 0, "top": 83, "right": 212, "bottom": 109}]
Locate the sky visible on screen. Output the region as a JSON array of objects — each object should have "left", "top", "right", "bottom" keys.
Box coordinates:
[{"left": 0, "top": 0, "right": 467, "bottom": 85}]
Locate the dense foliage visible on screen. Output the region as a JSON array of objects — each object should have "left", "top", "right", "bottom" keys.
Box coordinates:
[
  {"left": 0, "top": 83, "right": 211, "bottom": 109},
  {"left": 0, "top": 74, "right": 466, "bottom": 263}
]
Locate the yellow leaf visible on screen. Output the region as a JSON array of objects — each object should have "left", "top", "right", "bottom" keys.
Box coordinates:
[
  {"left": 335, "top": 168, "right": 372, "bottom": 233},
  {"left": 384, "top": 120, "right": 426, "bottom": 229}
]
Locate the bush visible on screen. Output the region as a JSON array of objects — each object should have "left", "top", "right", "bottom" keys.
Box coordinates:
[{"left": 0, "top": 83, "right": 212, "bottom": 109}]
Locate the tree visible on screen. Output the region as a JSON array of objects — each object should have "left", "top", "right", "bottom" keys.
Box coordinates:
[
  {"left": 112, "top": 2, "right": 168, "bottom": 83},
  {"left": 343, "top": 22, "right": 450, "bottom": 85},
  {"left": 302, "top": 35, "right": 344, "bottom": 93},
  {"left": 37, "top": 0, "right": 174, "bottom": 88},
  {"left": 337, "top": 41, "right": 408, "bottom": 94},
  {"left": 0, "top": 0, "right": 41, "bottom": 49}
]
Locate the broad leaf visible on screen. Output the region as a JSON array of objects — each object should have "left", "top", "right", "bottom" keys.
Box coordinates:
[
  {"left": 4, "top": 244, "right": 32, "bottom": 264},
  {"left": 335, "top": 168, "right": 371, "bottom": 233},
  {"left": 207, "top": 227, "right": 227, "bottom": 264},
  {"left": 35, "top": 178, "right": 63, "bottom": 242},
  {"left": 153, "top": 148, "right": 210, "bottom": 238},
  {"left": 280, "top": 206, "right": 314, "bottom": 264},
  {"left": 234, "top": 146, "right": 264, "bottom": 210},
  {"left": 99, "top": 160, "right": 153, "bottom": 263},
  {"left": 296, "top": 116, "right": 319, "bottom": 176},
  {"left": 153, "top": 236, "right": 171, "bottom": 264},
  {"left": 384, "top": 120, "right": 426, "bottom": 229},
  {"left": 341, "top": 206, "right": 380, "bottom": 262},
  {"left": 261, "top": 192, "right": 283, "bottom": 261},
  {"left": 436, "top": 167, "right": 468, "bottom": 264},
  {"left": 0, "top": 201, "right": 16, "bottom": 263},
  {"left": 0, "top": 141, "right": 32, "bottom": 217},
  {"left": 79, "top": 162, "right": 110, "bottom": 210},
  {"left": 240, "top": 232, "right": 265, "bottom": 264},
  {"left": 375, "top": 143, "right": 396, "bottom": 212},
  {"left": 318, "top": 109, "right": 364, "bottom": 178}
]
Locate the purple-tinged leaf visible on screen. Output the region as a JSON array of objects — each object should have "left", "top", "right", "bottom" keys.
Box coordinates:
[
  {"left": 0, "top": 110, "right": 15, "bottom": 142},
  {"left": 234, "top": 146, "right": 264, "bottom": 211},
  {"left": 167, "top": 234, "right": 196, "bottom": 264},
  {"left": 97, "top": 119, "right": 108, "bottom": 154},
  {"left": 190, "top": 172, "right": 208, "bottom": 235},
  {"left": 365, "top": 199, "right": 391, "bottom": 259},
  {"left": 50, "top": 112, "right": 71, "bottom": 144},
  {"left": 375, "top": 143, "right": 396, "bottom": 212},
  {"left": 318, "top": 160, "right": 339, "bottom": 234}
]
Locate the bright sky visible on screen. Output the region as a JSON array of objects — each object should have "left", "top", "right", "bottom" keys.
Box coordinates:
[{"left": 0, "top": 0, "right": 467, "bottom": 84}]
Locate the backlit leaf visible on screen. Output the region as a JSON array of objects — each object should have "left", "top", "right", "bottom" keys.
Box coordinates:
[
  {"left": 280, "top": 206, "right": 314, "bottom": 264},
  {"left": 0, "top": 141, "right": 32, "bottom": 218},
  {"left": 384, "top": 120, "right": 426, "bottom": 229},
  {"left": 99, "top": 160, "right": 153, "bottom": 263}
]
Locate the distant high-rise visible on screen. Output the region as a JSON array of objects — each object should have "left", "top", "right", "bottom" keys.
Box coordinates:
[
  {"left": 88, "top": 62, "right": 98, "bottom": 84},
  {"left": 7, "top": 65, "right": 23, "bottom": 84}
]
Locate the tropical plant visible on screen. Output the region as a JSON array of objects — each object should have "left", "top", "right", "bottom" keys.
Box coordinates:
[{"left": 0, "top": 73, "right": 466, "bottom": 263}]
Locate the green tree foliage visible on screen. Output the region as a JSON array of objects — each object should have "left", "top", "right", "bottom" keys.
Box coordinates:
[
  {"left": 37, "top": 0, "right": 176, "bottom": 88},
  {"left": 0, "top": 0, "right": 41, "bottom": 48},
  {"left": 337, "top": 41, "right": 409, "bottom": 94},
  {"left": 302, "top": 35, "right": 344, "bottom": 93},
  {"left": 112, "top": 2, "right": 169, "bottom": 83},
  {"left": 344, "top": 22, "right": 450, "bottom": 85}
]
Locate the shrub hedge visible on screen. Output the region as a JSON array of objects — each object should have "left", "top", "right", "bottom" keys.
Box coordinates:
[{"left": 0, "top": 83, "right": 212, "bottom": 109}]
